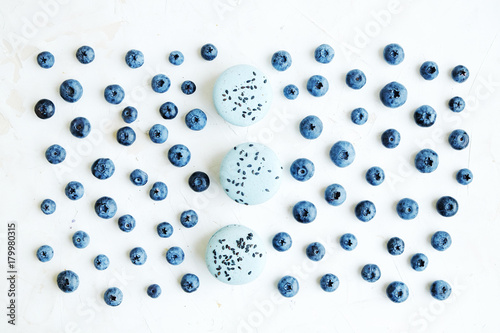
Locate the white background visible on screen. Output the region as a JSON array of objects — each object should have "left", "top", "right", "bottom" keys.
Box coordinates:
[{"left": 1, "top": 0, "right": 500, "bottom": 332}]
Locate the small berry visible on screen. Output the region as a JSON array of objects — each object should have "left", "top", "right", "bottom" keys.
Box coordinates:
[
  {"left": 65, "top": 181, "right": 84, "bottom": 200},
  {"left": 448, "top": 129, "right": 469, "bottom": 150},
  {"left": 340, "top": 233, "right": 357, "bottom": 251},
  {"left": 386, "top": 281, "right": 409, "bottom": 303},
  {"left": 361, "top": 264, "right": 381, "bottom": 283},
  {"left": 168, "top": 144, "right": 191, "bottom": 167},
  {"left": 149, "top": 124, "right": 168, "bottom": 144},
  {"left": 272, "top": 232, "right": 292, "bottom": 252},
  {"left": 414, "top": 105, "right": 437, "bottom": 127},
  {"left": 329, "top": 141, "right": 355, "bottom": 167},
  {"left": 420, "top": 61, "right": 439, "bottom": 80},
  {"left": 45, "top": 144, "right": 66, "bottom": 164},
  {"left": 290, "top": 158, "right": 315, "bottom": 182},
  {"left": 320, "top": 274, "right": 339, "bottom": 292},
  {"left": 34, "top": 99, "right": 55, "bottom": 119},
  {"left": 116, "top": 126, "right": 136, "bottom": 146},
  {"left": 451, "top": 65, "right": 469, "bottom": 83},
  {"left": 277, "top": 276, "right": 299, "bottom": 297},
  {"left": 307, "top": 75, "right": 329, "bottom": 97},
  {"left": 94, "top": 196, "right": 117, "bottom": 219},
  {"left": 271, "top": 50, "right": 292, "bottom": 71},
  {"left": 431, "top": 231, "right": 452, "bottom": 251},
  {"left": 76, "top": 46, "right": 95, "bottom": 64},
  {"left": 283, "top": 84, "right": 299, "bottom": 100},
  {"left": 104, "top": 84, "right": 125, "bottom": 104},
  {"left": 166, "top": 246, "right": 184, "bottom": 265},
  {"left": 448, "top": 96, "right": 465, "bottom": 112},
  {"left": 118, "top": 215, "right": 136, "bottom": 232},
  {"left": 201, "top": 44, "right": 218, "bottom": 61},
  {"left": 180, "top": 210, "right": 198, "bottom": 228},
  {"left": 60, "top": 79, "right": 83, "bottom": 103},
  {"left": 149, "top": 181, "right": 168, "bottom": 201},
  {"left": 381, "top": 129, "right": 401, "bottom": 148},
  {"left": 299, "top": 115, "right": 323, "bottom": 139},
  {"left": 157, "top": 222, "right": 173, "bottom": 238},
  {"left": 314, "top": 44, "right": 334, "bottom": 64},
  {"left": 188, "top": 172, "right": 210, "bottom": 192},
  {"left": 181, "top": 80, "right": 196, "bottom": 95},
  {"left": 121, "top": 106, "right": 138, "bottom": 123},
  {"left": 324, "top": 184, "right": 347, "bottom": 206},
  {"left": 147, "top": 284, "right": 161, "bottom": 298},
  {"left": 37, "top": 51, "right": 55, "bottom": 69},
  {"left": 70, "top": 117, "right": 91, "bottom": 138},
  {"left": 129, "top": 169, "right": 148, "bottom": 186},
  {"left": 185, "top": 109, "right": 207, "bottom": 131},
  {"left": 169, "top": 51, "right": 184, "bottom": 65},
  {"left": 410, "top": 253, "right": 428, "bottom": 271},
  {"left": 414, "top": 149, "right": 439, "bottom": 173},
  {"left": 430, "top": 280, "right": 452, "bottom": 300},
  {"left": 125, "top": 49, "right": 144, "bottom": 68},
  {"left": 72, "top": 230, "right": 90, "bottom": 249},
  {"left": 292, "top": 201, "right": 317, "bottom": 223},
  {"left": 159, "top": 102, "right": 178, "bottom": 120},
  {"left": 104, "top": 287, "right": 123, "bottom": 306},
  {"left": 387, "top": 237, "right": 405, "bottom": 255},
  {"left": 396, "top": 198, "right": 419, "bottom": 220},
  {"left": 180, "top": 273, "right": 199, "bottom": 293},
  {"left": 456, "top": 168, "right": 473, "bottom": 185},
  {"left": 365, "top": 166, "right": 385, "bottom": 186},
  {"left": 57, "top": 270, "right": 79, "bottom": 293},
  {"left": 129, "top": 247, "right": 147, "bottom": 265},
  {"left": 345, "top": 69, "right": 366, "bottom": 89},
  {"left": 383, "top": 43, "right": 404, "bottom": 65},
  {"left": 351, "top": 108, "right": 368, "bottom": 125},
  {"left": 91, "top": 158, "right": 115, "bottom": 180},
  {"left": 151, "top": 74, "right": 171, "bottom": 93},
  {"left": 40, "top": 199, "right": 56, "bottom": 215},
  {"left": 94, "top": 254, "right": 110, "bottom": 270},
  {"left": 37, "top": 245, "right": 54, "bottom": 262},
  {"left": 306, "top": 242, "right": 325, "bottom": 261},
  {"left": 379, "top": 81, "right": 407, "bottom": 108},
  {"left": 436, "top": 196, "right": 458, "bottom": 217}
]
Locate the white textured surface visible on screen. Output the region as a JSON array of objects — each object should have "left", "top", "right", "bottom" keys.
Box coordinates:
[{"left": 1, "top": 0, "right": 500, "bottom": 332}]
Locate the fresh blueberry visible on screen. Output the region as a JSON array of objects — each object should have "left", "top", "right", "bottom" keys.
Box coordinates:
[
  {"left": 361, "top": 264, "right": 381, "bottom": 283},
  {"left": 430, "top": 280, "right": 452, "bottom": 300},
  {"left": 91, "top": 158, "right": 115, "bottom": 180},
  {"left": 34, "top": 99, "right": 55, "bottom": 119},
  {"left": 180, "top": 273, "right": 200, "bottom": 293},
  {"left": 40, "top": 199, "right": 56, "bottom": 215},
  {"left": 166, "top": 246, "right": 184, "bottom": 265},
  {"left": 149, "top": 124, "right": 168, "bottom": 144},
  {"left": 290, "top": 158, "right": 315, "bottom": 182},
  {"left": 169, "top": 51, "right": 184, "bottom": 65},
  {"left": 387, "top": 237, "right": 405, "bottom": 255},
  {"left": 431, "top": 231, "right": 452, "bottom": 251},
  {"left": 324, "top": 184, "right": 346, "bottom": 206},
  {"left": 151, "top": 74, "right": 171, "bottom": 93},
  {"left": 410, "top": 253, "right": 428, "bottom": 271},
  {"left": 314, "top": 44, "right": 335, "bottom": 64},
  {"left": 65, "top": 181, "right": 84, "bottom": 200},
  {"left": 76, "top": 46, "right": 95, "bottom": 64},
  {"left": 306, "top": 75, "right": 329, "bottom": 97},
  {"left": 37, "top": 245, "right": 54, "bottom": 262},
  {"left": 37, "top": 51, "right": 55, "bottom": 69},
  {"left": 283, "top": 84, "right": 299, "bottom": 100},
  {"left": 130, "top": 169, "right": 148, "bottom": 186},
  {"left": 94, "top": 196, "right": 117, "bottom": 219},
  {"left": 104, "top": 287, "right": 123, "bottom": 306},
  {"left": 180, "top": 210, "right": 198, "bottom": 228},
  {"left": 147, "top": 284, "right": 161, "bottom": 298},
  {"left": 340, "top": 233, "right": 357, "bottom": 251},
  {"left": 365, "top": 166, "right": 385, "bottom": 186},
  {"left": 118, "top": 215, "right": 136, "bottom": 232},
  {"left": 125, "top": 49, "right": 144, "bottom": 69},
  {"left": 448, "top": 129, "right": 469, "bottom": 150},
  {"left": 149, "top": 181, "right": 168, "bottom": 201},
  {"left": 57, "top": 270, "right": 79, "bottom": 293},
  {"left": 116, "top": 126, "right": 136, "bottom": 146},
  {"left": 159, "top": 102, "right": 178, "bottom": 120},
  {"left": 452, "top": 65, "right": 469, "bottom": 83},
  {"left": 167, "top": 144, "right": 191, "bottom": 167},
  {"left": 383, "top": 43, "right": 404, "bottom": 65},
  {"left": 306, "top": 242, "right": 325, "bottom": 261},
  {"left": 45, "top": 144, "right": 66, "bottom": 164},
  {"left": 414, "top": 105, "right": 437, "bottom": 127},
  {"left": 157, "top": 222, "right": 173, "bottom": 238},
  {"left": 456, "top": 168, "right": 473, "bottom": 185},
  {"left": 122, "top": 106, "right": 138, "bottom": 123},
  {"left": 188, "top": 171, "right": 210, "bottom": 192},
  {"left": 181, "top": 80, "right": 196, "bottom": 95},
  {"left": 386, "top": 281, "right": 409, "bottom": 303},
  {"left": 200, "top": 43, "right": 218, "bottom": 61},
  {"left": 272, "top": 232, "right": 292, "bottom": 252},
  {"left": 414, "top": 149, "right": 439, "bottom": 173},
  {"left": 299, "top": 115, "right": 323, "bottom": 140},
  {"left": 436, "top": 196, "right": 459, "bottom": 217},
  {"left": 355, "top": 200, "right": 376, "bottom": 222},
  {"left": 381, "top": 129, "right": 401, "bottom": 149},
  {"left": 448, "top": 96, "right": 465, "bottom": 112},
  {"left": 104, "top": 84, "right": 125, "bottom": 104},
  {"left": 351, "top": 108, "right": 368, "bottom": 125},
  {"left": 292, "top": 201, "right": 317, "bottom": 223},
  {"left": 94, "top": 254, "right": 109, "bottom": 270},
  {"left": 345, "top": 69, "right": 366, "bottom": 89},
  {"left": 185, "top": 109, "right": 207, "bottom": 131},
  {"left": 396, "top": 198, "right": 419, "bottom": 220},
  {"left": 329, "top": 141, "right": 355, "bottom": 167},
  {"left": 271, "top": 50, "right": 292, "bottom": 71},
  {"left": 420, "top": 61, "right": 439, "bottom": 80},
  {"left": 72, "top": 230, "right": 90, "bottom": 249},
  {"left": 277, "top": 276, "right": 299, "bottom": 297},
  {"left": 380, "top": 81, "right": 408, "bottom": 108},
  {"left": 130, "top": 247, "right": 147, "bottom": 265},
  {"left": 59, "top": 79, "right": 83, "bottom": 103},
  {"left": 320, "top": 274, "right": 339, "bottom": 292},
  {"left": 70, "top": 117, "right": 91, "bottom": 138}
]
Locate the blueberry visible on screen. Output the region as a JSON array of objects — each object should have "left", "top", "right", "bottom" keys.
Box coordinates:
[
  {"left": 72, "top": 230, "right": 90, "bottom": 249},
  {"left": 180, "top": 273, "right": 200, "bottom": 293},
  {"left": 292, "top": 201, "right": 317, "bottom": 223},
  {"left": 386, "top": 281, "right": 409, "bottom": 303},
  {"left": 130, "top": 247, "right": 147, "bottom": 265},
  {"left": 70, "top": 117, "right": 91, "bottom": 138},
  {"left": 351, "top": 108, "right": 368, "bottom": 125},
  {"left": 166, "top": 246, "right": 184, "bottom": 265},
  {"left": 188, "top": 171, "right": 210, "bottom": 192},
  {"left": 169, "top": 51, "right": 184, "bottom": 65},
  {"left": 104, "top": 84, "right": 125, "bottom": 104},
  {"left": 306, "top": 75, "right": 329, "bottom": 97},
  {"left": 436, "top": 196, "right": 458, "bottom": 217},
  {"left": 185, "top": 109, "right": 207, "bottom": 131},
  {"left": 94, "top": 254, "right": 110, "bottom": 270},
  {"left": 271, "top": 50, "right": 292, "bottom": 71},
  {"left": 387, "top": 237, "right": 405, "bottom": 255},
  {"left": 57, "top": 270, "right": 79, "bottom": 293},
  {"left": 149, "top": 181, "right": 168, "bottom": 201},
  {"left": 167, "top": 144, "right": 191, "bottom": 167},
  {"left": 116, "top": 126, "right": 136, "bottom": 146},
  {"left": 283, "top": 84, "right": 299, "bottom": 100},
  {"left": 122, "top": 106, "right": 138, "bottom": 123},
  {"left": 456, "top": 168, "right": 473, "bottom": 185},
  {"left": 149, "top": 124, "right": 168, "bottom": 144},
  {"left": 451, "top": 65, "right": 469, "bottom": 83},
  {"left": 383, "top": 43, "right": 404, "bottom": 65},
  {"left": 45, "top": 144, "right": 66, "bottom": 164},
  {"left": 329, "top": 141, "right": 355, "bottom": 167},
  {"left": 410, "top": 253, "right": 428, "bottom": 271},
  {"left": 91, "top": 158, "right": 115, "bottom": 180},
  {"left": 151, "top": 74, "right": 171, "bottom": 93},
  {"left": 430, "top": 280, "right": 452, "bottom": 300},
  {"left": 200, "top": 43, "right": 218, "bottom": 61},
  {"left": 37, "top": 51, "right": 55, "bottom": 69},
  {"left": 180, "top": 210, "right": 198, "bottom": 228},
  {"left": 147, "top": 284, "right": 161, "bottom": 298},
  {"left": 320, "top": 274, "right": 339, "bottom": 292},
  {"left": 324, "top": 184, "right": 346, "bottom": 206},
  {"left": 379, "top": 81, "right": 407, "bottom": 108},
  {"left": 414, "top": 149, "right": 439, "bottom": 173},
  {"left": 277, "top": 276, "right": 299, "bottom": 297},
  {"left": 159, "top": 102, "right": 178, "bottom": 120},
  {"left": 345, "top": 69, "right": 366, "bottom": 89},
  {"left": 118, "top": 214, "right": 136, "bottom": 232},
  {"left": 130, "top": 169, "right": 148, "bottom": 186},
  {"left": 448, "top": 129, "right": 469, "bottom": 150},
  {"left": 361, "top": 264, "right": 381, "bottom": 283},
  {"left": 431, "top": 231, "right": 452, "bottom": 251},
  {"left": 396, "top": 198, "right": 419, "bottom": 220},
  {"left": 104, "top": 287, "right": 123, "bottom": 306},
  {"left": 272, "top": 232, "right": 292, "bottom": 252},
  {"left": 290, "top": 158, "right": 315, "bottom": 182},
  {"left": 299, "top": 115, "right": 323, "bottom": 139},
  {"left": 414, "top": 105, "right": 437, "bottom": 127},
  {"left": 181, "top": 80, "right": 196, "bottom": 95},
  {"left": 420, "top": 61, "right": 439, "bottom": 80},
  {"left": 37, "top": 245, "right": 54, "bottom": 262},
  {"left": 355, "top": 200, "right": 376, "bottom": 222},
  {"left": 340, "top": 233, "right": 357, "bottom": 251},
  {"left": 40, "top": 199, "right": 56, "bottom": 215},
  {"left": 448, "top": 96, "right": 465, "bottom": 112},
  {"left": 65, "top": 181, "right": 84, "bottom": 200},
  {"left": 34, "top": 99, "right": 55, "bottom": 119},
  {"left": 314, "top": 44, "right": 335, "bottom": 64},
  {"left": 94, "top": 196, "right": 117, "bottom": 219},
  {"left": 76, "top": 46, "right": 95, "bottom": 64},
  {"left": 157, "top": 222, "right": 173, "bottom": 238},
  {"left": 381, "top": 129, "right": 401, "bottom": 149},
  {"left": 125, "top": 49, "right": 144, "bottom": 69},
  {"left": 60, "top": 79, "right": 83, "bottom": 103},
  {"left": 365, "top": 166, "right": 385, "bottom": 186},
  {"left": 306, "top": 242, "right": 325, "bottom": 261}
]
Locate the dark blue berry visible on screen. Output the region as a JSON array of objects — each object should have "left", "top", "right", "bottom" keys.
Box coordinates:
[
  {"left": 57, "top": 270, "right": 79, "bottom": 293},
  {"left": 118, "top": 215, "right": 136, "bottom": 232},
  {"left": 104, "top": 84, "right": 125, "bottom": 104},
  {"left": 320, "top": 274, "right": 339, "bottom": 292},
  {"left": 299, "top": 115, "right": 323, "bottom": 139},
  {"left": 383, "top": 43, "right": 404, "bottom": 65},
  {"left": 448, "top": 96, "right": 465, "bottom": 112},
  {"left": 157, "top": 222, "right": 173, "bottom": 238},
  {"left": 76, "top": 46, "right": 95, "bottom": 64},
  {"left": 351, "top": 108, "right": 368, "bottom": 125},
  {"left": 60, "top": 79, "right": 83, "bottom": 103},
  {"left": 329, "top": 141, "right": 355, "bottom": 167},
  {"left": 272, "top": 232, "right": 292, "bottom": 252},
  {"left": 324, "top": 184, "right": 346, "bottom": 206},
  {"left": 346, "top": 69, "right": 366, "bottom": 89},
  {"left": 151, "top": 74, "right": 171, "bottom": 93},
  {"left": 188, "top": 171, "right": 210, "bottom": 192},
  {"left": 168, "top": 144, "right": 191, "bottom": 167},
  {"left": 185, "top": 109, "right": 207, "bottom": 131},
  {"left": 40, "top": 199, "right": 56, "bottom": 215},
  {"left": 130, "top": 169, "right": 148, "bottom": 186},
  {"left": 169, "top": 51, "right": 184, "bottom": 65},
  {"left": 45, "top": 144, "right": 66, "bottom": 164},
  {"left": 414, "top": 105, "right": 437, "bottom": 127},
  {"left": 180, "top": 210, "right": 198, "bottom": 228},
  {"left": 456, "top": 168, "right": 473, "bottom": 185},
  {"left": 271, "top": 50, "right": 292, "bottom": 71},
  {"left": 306, "top": 242, "right": 325, "bottom": 261},
  {"left": 104, "top": 287, "right": 123, "bottom": 306},
  {"left": 410, "top": 253, "right": 428, "bottom": 271},
  {"left": 70, "top": 117, "right": 91, "bottom": 138},
  {"left": 149, "top": 124, "right": 168, "bottom": 144},
  {"left": 277, "top": 276, "right": 299, "bottom": 297},
  {"left": 355, "top": 200, "right": 376, "bottom": 222},
  {"left": 34, "top": 99, "right": 55, "bottom": 119},
  {"left": 147, "top": 284, "right": 161, "bottom": 298},
  {"left": 293, "top": 201, "right": 317, "bottom": 223},
  {"left": 436, "top": 196, "right": 458, "bottom": 217},
  {"left": 94, "top": 254, "right": 109, "bottom": 270},
  {"left": 72, "top": 230, "right": 90, "bottom": 249},
  {"left": 290, "top": 158, "right": 315, "bottom": 182},
  {"left": 125, "top": 49, "right": 144, "bottom": 68},
  {"left": 396, "top": 198, "right": 419, "bottom": 220},
  {"left": 91, "top": 158, "right": 115, "bottom": 180},
  {"left": 180, "top": 273, "right": 199, "bottom": 293},
  {"left": 116, "top": 126, "right": 136, "bottom": 146},
  {"left": 386, "top": 281, "right": 409, "bottom": 303},
  {"left": 314, "top": 44, "right": 334, "bottom": 64},
  {"left": 122, "top": 106, "right": 138, "bottom": 123},
  {"left": 159, "top": 102, "right": 178, "bottom": 120},
  {"left": 451, "top": 65, "right": 469, "bottom": 83},
  {"left": 361, "top": 264, "right": 381, "bottom": 283},
  {"left": 430, "top": 280, "right": 452, "bottom": 300},
  {"left": 150, "top": 182, "right": 168, "bottom": 201},
  {"left": 340, "top": 233, "right": 357, "bottom": 251},
  {"left": 283, "top": 84, "right": 299, "bottom": 100},
  {"left": 414, "top": 149, "right": 439, "bottom": 173},
  {"left": 201, "top": 44, "right": 218, "bottom": 61},
  {"left": 365, "top": 166, "right": 385, "bottom": 186},
  {"left": 65, "top": 181, "right": 84, "bottom": 200},
  {"left": 130, "top": 247, "right": 147, "bottom": 265},
  {"left": 431, "top": 231, "right": 452, "bottom": 251},
  {"left": 420, "top": 61, "right": 439, "bottom": 80},
  {"left": 181, "top": 80, "right": 196, "bottom": 95},
  {"left": 379, "top": 81, "right": 407, "bottom": 108},
  {"left": 37, "top": 51, "right": 55, "bottom": 69},
  {"left": 307, "top": 75, "right": 329, "bottom": 97},
  {"left": 448, "top": 129, "right": 469, "bottom": 150},
  {"left": 381, "top": 129, "right": 401, "bottom": 148},
  {"left": 37, "top": 245, "right": 54, "bottom": 262},
  {"left": 387, "top": 237, "right": 405, "bottom": 255},
  {"left": 166, "top": 247, "right": 184, "bottom": 265},
  {"left": 94, "top": 196, "right": 117, "bottom": 219}
]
